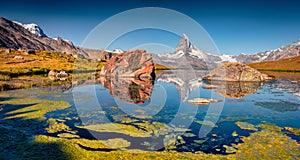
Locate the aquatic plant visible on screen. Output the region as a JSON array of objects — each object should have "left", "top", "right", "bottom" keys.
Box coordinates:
[
  {"left": 235, "top": 121, "right": 257, "bottom": 131},
  {"left": 284, "top": 127, "right": 300, "bottom": 136},
  {"left": 45, "top": 118, "right": 71, "bottom": 133},
  {"left": 234, "top": 130, "right": 300, "bottom": 159},
  {"left": 2, "top": 98, "right": 71, "bottom": 121},
  {"left": 257, "top": 123, "right": 282, "bottom": 132},
  {"left": 76, "top": 123, "right": 153, "bottom": 138},
  {"left": 57, "top": 133, "right": 80, "bottom": 139},
  {"left": 195, "top": 120, "right": 217, "bottom": 128}
]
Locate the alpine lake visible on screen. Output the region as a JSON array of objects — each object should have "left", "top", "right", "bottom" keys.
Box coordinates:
[{"left": 0, "top": 70, "right": 299, "bottom": 159}]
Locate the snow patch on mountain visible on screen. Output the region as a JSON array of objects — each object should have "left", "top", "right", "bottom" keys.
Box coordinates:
[
  {"left": 13, "top": 21, "right": 47, "bottom": 37},
  {"left": 104, "top": 49, "right": 124, "bottom": 54},
  {"left": 219, "top": 55, "right": 237, "bottom": 62}
]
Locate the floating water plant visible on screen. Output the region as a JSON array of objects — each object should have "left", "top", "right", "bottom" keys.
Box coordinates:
[
  {"left": 2, "top": 98, "right": 70, "bottom": 121},
  {"left": 45, "top": 118, "right": 71, "bottom": 133},
  {"left": 235, "top": 121, "right": 257, "bottom": 131},
  {"left": 234, "top": 130, "right": 300, "bottom": 159}
]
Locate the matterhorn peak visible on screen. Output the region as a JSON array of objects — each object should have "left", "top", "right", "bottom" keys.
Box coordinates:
[{"left": 175, "top": 34, "right": 192, "bottom": 52}]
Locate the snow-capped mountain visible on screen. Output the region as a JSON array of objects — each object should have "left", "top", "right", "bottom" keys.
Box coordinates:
[
  {"left": 153, "top": 34, "right": 222, "bottom": 69},
  {"left": 153, "top": 34, "right": 300, "bottom": 69},
  {"left": 13, "top": 21, "right": 47, "bottom": 37},
  {"left": 0, "top": 17, "right": 88, "bottom": 57}
]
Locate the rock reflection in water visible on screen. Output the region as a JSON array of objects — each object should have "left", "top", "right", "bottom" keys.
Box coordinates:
[
  {"left": 205, "top": 81, "right": 263, "bottom": 99},
  {"left": 100, "top": 76, "right": 153, "bottom": 104}
]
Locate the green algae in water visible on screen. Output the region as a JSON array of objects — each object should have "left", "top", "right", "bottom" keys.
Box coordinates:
[
  {"left": 73, "top": 138, "right": 131, "bottom": 149},
  {"left": 234, "top": 130, "right": 300, "bottom": 160},
  {"left": 284, "top": 127, "right": 300, "bottom": 136},
  {"left": 183, "top": 132, "right": 196, "bottom": 137},
  {"left": 45, "top": 118, "right": 71, "bottom": 133},
  {"left": 76, "top": 123, "right": 153, "bottom": 138},
  {"left": 254, "top": 101, "right": 299, "bottom": 112},
  {"left": 232, "top": 131, "right": 239, "bottom": 137},
  {"left": 1, "top": 98, "right": 70, "bottom": 121},
  {"left": 57, "top": 133, "right": 80, "bottom": 139},
  {"left": 235, "top": 121, "right": 257, "bottom": 131},
  {"left": 223, "top": 145, "right": 237, "bottom": 154},
  {"left": 257, "top": 123, "right": 282, "bottom": 132},
  {"left": 195, "top": 120, "right": 217, "bottom": 128}
]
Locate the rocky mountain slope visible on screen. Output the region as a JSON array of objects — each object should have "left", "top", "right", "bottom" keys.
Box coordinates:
[{"left": 0, "top": 17, "right": 88, "bottom": 57}]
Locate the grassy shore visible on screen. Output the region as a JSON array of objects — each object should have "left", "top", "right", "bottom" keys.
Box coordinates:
[{"left": 248, "top": 55, "right": 300, "bottom": 72}]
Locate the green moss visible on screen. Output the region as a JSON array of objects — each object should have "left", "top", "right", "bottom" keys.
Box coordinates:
[
  {"left": 183, "top": 132, "right": 196, "bottom": 137},
  {"left": 195, "top": 120, "right": 217, "bottom": 128},
  {"left": 34, "top": 135, "right": 228, "bottom": 160},
  {"left": 257, "top": 123, "right": 282, "bottom": 132},
  {"left": 57, "top": 133, "right": 80, "bottom": 139},
  {"left": 77, "top": 121, "right": 174, "bottom": 138},
  {"left": 234, "top": 130, "right": 300, "bottom": 159},
  {"left": 45, "top": 118, "right": 71, "bottom": 133},
  {"left": 1, "top": 98, "right": 71, "bottom": 121},
  {"left": 232, "top": 131, "right": 239, "bottom": 137},
  {"left": 76, "top": 123, "right": 153, "bottom": 138},
  {"left": 235, "top": 122, "right": 257, "bottom": 131},
  {"left": 254, "top": 101, "right": 299, "bottom": 112},
  {"left": 223, "top": 145, "right": 237, "bottom": 154},
  {"left": 284, "top": 127, "right": 300, "bottom": 136}
]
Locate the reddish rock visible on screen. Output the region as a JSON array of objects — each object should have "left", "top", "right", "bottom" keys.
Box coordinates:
[{"left": 100, "top": 50, "right": 155, "bottom": 80}]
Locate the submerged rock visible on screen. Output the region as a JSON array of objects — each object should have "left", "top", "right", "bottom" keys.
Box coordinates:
[
  {"left": 203, "top": 62, "right": 265, "bottom": 82},
  {"left": 202, "top": 84, "right": 217, "bottom": 89},
  {"left": 187, "top": 98, "right": 221, "bottom": 105},
  {"left": 100, "top": 50, "right": 155, "bottom": 80}
]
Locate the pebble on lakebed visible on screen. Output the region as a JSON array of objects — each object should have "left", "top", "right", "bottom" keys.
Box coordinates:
[
  {"left": 188, "top": 98, "right": 222, "bottom": 105},
  {"left": 202, "top": 85, "right": 217, "bottom": 89}
]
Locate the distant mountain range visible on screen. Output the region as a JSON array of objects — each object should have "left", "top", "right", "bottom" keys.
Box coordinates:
[
  {"left": 0, "top": 17, "right": 299, "bottom": 67},
  {"left": 153, "top": 34, "right": 300, "bottom": 69}
]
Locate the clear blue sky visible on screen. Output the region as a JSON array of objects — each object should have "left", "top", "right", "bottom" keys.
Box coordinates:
[{"left": 1, "top": 0, "right": 300, "bottom": 55}]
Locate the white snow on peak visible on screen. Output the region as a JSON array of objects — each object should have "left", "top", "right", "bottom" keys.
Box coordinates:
[
  {"left": 182, "top": 33, "right": 189, "bottom": 41},
  {"left": 104, "top": 49, "right": 124, "bottom": 54},
  {"left": 219, "top": 55, "right": 237, "bottom": 62},
  {"left": 13, "top": 21, "right": 47, "bottom": 37}
]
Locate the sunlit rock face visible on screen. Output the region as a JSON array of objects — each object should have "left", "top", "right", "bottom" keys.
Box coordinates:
[
  {"left": 203, "top": 62, "right": 265, "bottom": 82},
  {"left": 100, "top": 50, "right": 155, "bottom": 80},
  {"left": 100, "top": 76, "right": 153, "bottom": 104},
  {"left": 205, "top": 81, "right": 263, "bottom": 99}
]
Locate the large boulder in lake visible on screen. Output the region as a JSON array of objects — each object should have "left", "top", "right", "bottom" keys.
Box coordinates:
[
  {"left": 203, "top": 62, "right": 265, "bottom": 82},
  {"left": 100, "top": 50, "right": 155, "bottom": 79}
]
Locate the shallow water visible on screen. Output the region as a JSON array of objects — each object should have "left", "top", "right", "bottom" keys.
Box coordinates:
[{"left": 1, "top": 70, "right": 300, "bottom": 154}]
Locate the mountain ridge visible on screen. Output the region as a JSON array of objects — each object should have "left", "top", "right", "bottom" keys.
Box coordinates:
[
  {"left": 0, "top": 17, "right": 88, "bottom": 57},
  {"left": 153, "top": 34, "right": 300, "bottom": 69}
]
